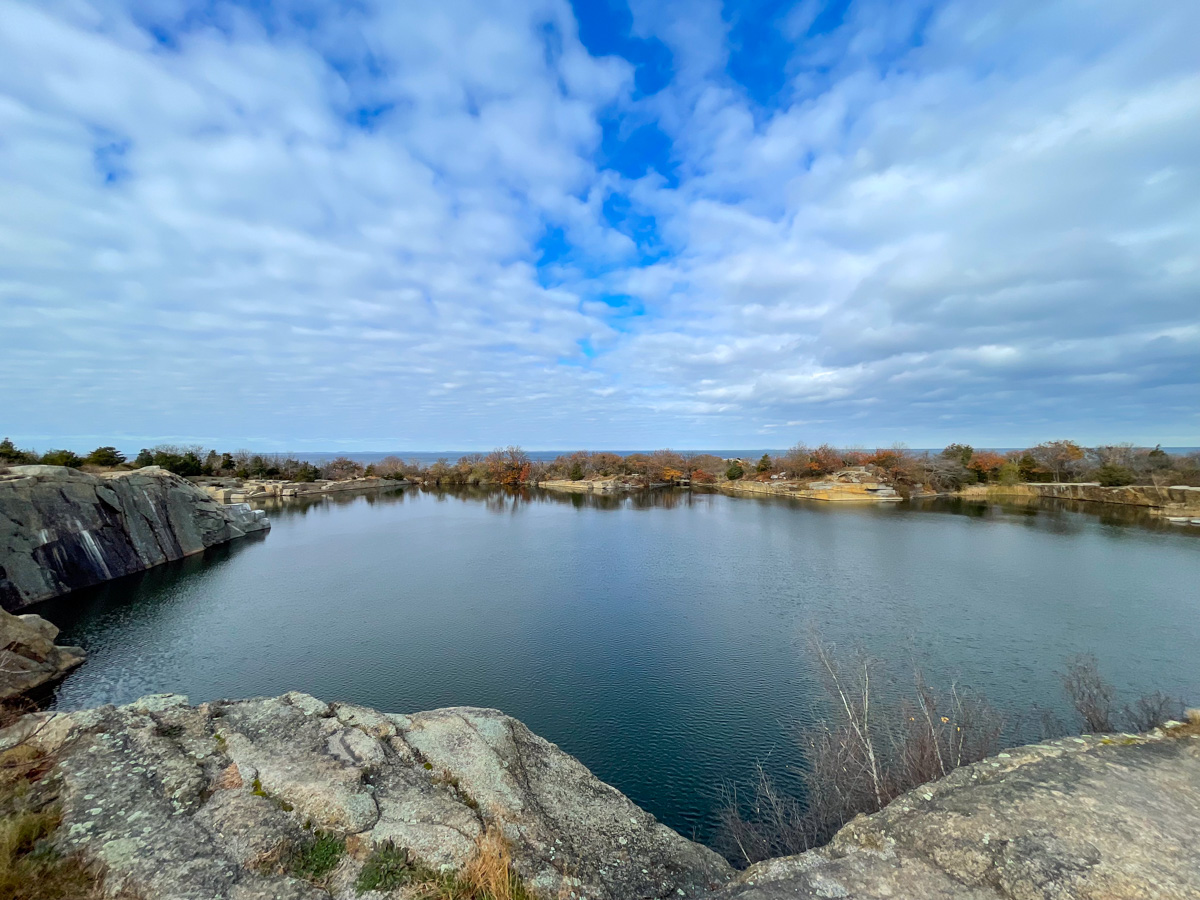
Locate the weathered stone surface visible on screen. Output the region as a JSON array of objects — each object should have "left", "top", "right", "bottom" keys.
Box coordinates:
[
  {"left": 719, "top": 727, "right": 1200, "bottom": 900},
  {"left": 7, "top": 694, "right": 732, "bottom": 900},
  {"left": 0, "top": 606, "right": 85, "bottom": 701},
  {"left": 0, "top": 465, "right": 270, "bottom": 609}
]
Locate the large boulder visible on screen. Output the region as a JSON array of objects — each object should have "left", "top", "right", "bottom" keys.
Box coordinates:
[
  {"left": 719, "top": 724, "right": 1200, "bottom": 900},
  {"left": 6, "top": 694, "right": 732, "bottom": 900},
  {"left": 0, "top": 606, "right": 85, "bottom": 701},
  {"left": 0, "top": 465, "right": 270, "bottom": 609}
]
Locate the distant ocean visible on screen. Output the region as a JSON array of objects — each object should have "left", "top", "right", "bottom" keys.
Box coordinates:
[
  {"left": 292, "top": 450, "right": 788, "bottom": 465},
  {"left": 292, "top": 447, "right": 1199, "bottom": 465}
]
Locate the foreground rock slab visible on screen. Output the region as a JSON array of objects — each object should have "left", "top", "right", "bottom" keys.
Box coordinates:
[
  {"left": 719, "top": 726, "right": 1200, "bottom": 900},
  {"left": 0, "top": 606, "right": 85, "bottom": 701},
  {"left": 0, "top": 465, "right": 270, "bottom": 609},
  {"left": 6, "top": 694, "right": 731, "bottom": 899}
]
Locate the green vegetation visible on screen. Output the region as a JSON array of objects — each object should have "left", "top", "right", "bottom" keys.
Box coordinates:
[
  {"left": 725, "top": 462, "right": 744, "bottom": 481},
  {"left": 36, "top": 450, "right": 82, "bottom": 468},
  {"left": 84, "top": 446, "right": 125, "bottom": 467},
  {"left": 355, "top": 841, "right": 416, "bottom": 893},
  {"left": 354, "top": 829, "right": 533, "bottom": 900},
  {"left": 287, "top": 830, "right": 345, "bottom": 882},
  {"left": 0, "top": 727, "right": 106, "bottom": 900}
]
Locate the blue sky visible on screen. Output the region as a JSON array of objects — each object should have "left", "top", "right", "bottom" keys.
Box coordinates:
[{"left": 1, "top": 0, "right": 1198, "bottom": 452}]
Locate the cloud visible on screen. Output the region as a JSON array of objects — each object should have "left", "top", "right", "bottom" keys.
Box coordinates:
[{"left": 0, "top": 0, "right": 1197, "bottom": 451}]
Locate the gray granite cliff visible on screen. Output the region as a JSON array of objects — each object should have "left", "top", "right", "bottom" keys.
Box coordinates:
[{"left": 0, "top": 465, "right": 269, "bottom": 610}]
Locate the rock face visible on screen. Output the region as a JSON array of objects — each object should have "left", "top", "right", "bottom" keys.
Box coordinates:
[
  {"left": 0, "top": 465, "right": 270, "bottom": 610},
  {"left": 961, "top": 482, "right": 1200, "bottom": 515},
  {"left": 7, "top": 694, "right": 731, "bottom": 900},
  {"left": 0, "top": 606, "right": 85, "bottom": 701},
  {"left": 719, "top": 726, "right": 1200, "bottom": 900}
]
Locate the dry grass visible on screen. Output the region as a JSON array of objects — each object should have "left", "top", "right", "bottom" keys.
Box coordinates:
[
  {"left": 1166, "top": 709, "right": 1200, "bottom": 739},
  {"left": 0, "top": 753, "right": 106, "bottom": 900},
  {"left": 411, "top": 826, "right": 533, "bottom": 900}
]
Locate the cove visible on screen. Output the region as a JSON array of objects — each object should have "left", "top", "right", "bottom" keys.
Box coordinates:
[{"left": 36, "top": 487, "right": 1200, "bottom": 845}]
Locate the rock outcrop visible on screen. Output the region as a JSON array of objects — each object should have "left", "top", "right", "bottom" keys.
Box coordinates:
[
  {"left": 960, "top": 482, "right": 1200, "bottom": 515},
  {"left": 0, "top": 465, "right": 270, "bottom": 610},
  {"left": 719, "top": 723, "right": 1200, "bottom": 900},
  {"left": 0, "top": 606, "right": 85, "bottom": 701},
  {"left": 4, "top": 694, "right": 732, "bottom": 900}
]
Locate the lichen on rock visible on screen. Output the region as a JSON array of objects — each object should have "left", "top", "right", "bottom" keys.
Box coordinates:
[{"left": 5, "top": 694, "right": 732, "bottom": 900}]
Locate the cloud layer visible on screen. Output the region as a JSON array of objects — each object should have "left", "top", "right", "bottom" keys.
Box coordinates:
[{"left": 2, "top": 0, "right": 1197, "bottom": 450}]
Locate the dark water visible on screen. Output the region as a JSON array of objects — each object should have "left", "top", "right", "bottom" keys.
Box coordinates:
[{"left": 38, "top": 488, "right": 1200, "bottom": 845}]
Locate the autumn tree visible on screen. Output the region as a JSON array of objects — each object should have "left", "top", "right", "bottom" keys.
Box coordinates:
[
  {"left": 966, "top": 451, "right": 1006, "bottom": 482},
  {"left": 779, "top": 442, "right": 810, "bottom": 476},
  {"left": 323, "top": 456, "right": 364, "bottom": 480},
  {"left": 809, "top": 445, "right": 843, "bottom": 476},
  {"left": 487, "top": 446, "right": 531, "bottom": 485},
  {"left": 1029, "top": 440, "right": 1085, "bottom": 482}
]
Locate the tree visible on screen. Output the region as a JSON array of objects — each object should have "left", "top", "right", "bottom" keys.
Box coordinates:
[
  {"left": 40, "top": 449, "right": 83, "bottom": 467},
  {"left": 323, "top": 457, "right": 364, "bottom": 480},
  {"left": 809, "top": 445, "right": 842, "bottom": 476},
  {"left": 1095, "top": 463, "right": 1135, "bottom": 487},
  {"left": 85, "top": 446, "right": 126, "bottom": 467},
  {"left": 0, "top": 438, "right": 36, "bottom": 464},
  {"left": 725, "top": 461, "right": 745, "bottom": 481},
  {"left": 941, "top": 444, "right": 974, "bottom": 467},
  {"left": 780, "top": 442, "right": 811, "bottom": 476},
  {"left": 203, "top": 450, "right": 220, "bottom": 474},
  {"left": 966, "top": 451, "right": 1006, "bottom": 482},
  {"left": 1029, "top": 440, "right": 1085, "bottom": 482},
  {"left": 134, "top": 448, "right": 154, "bottom": 468},
  {"left": 569, "top": 461, "right": 585, "bottom": 481},
  {"left": 756, "top": 454, "right": 773, "bottom": 474}
]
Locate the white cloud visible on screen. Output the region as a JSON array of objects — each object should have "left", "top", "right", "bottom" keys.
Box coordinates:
[{"left": 1, "top": 0, "right": 1198, "bottom": 451}]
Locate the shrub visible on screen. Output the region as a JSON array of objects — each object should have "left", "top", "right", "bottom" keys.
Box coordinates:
[
  {"left": 84, "top": 447, "right": 125, "bottom": 467},
  {"left": 755, "top": 454, "right": 772, "bottom": 474},
  {"left": 1094, "top": 463, "right": 1135, "bottom": 487},
  {"left": 725, "top": 462, "right": 744, "bottom": 481},
  {"left": 1062, "top": 653, "right": 1115, "bottom": 733},
  {"left": 38, "top": 450, "right": 83, "bottom": 468},
  {"left": 0, "top": 439, "right": 38, "bottom": 465}
]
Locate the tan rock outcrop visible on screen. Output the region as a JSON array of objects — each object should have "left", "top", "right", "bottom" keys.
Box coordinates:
[{"left": 0, "top": 606, "right": 85, "bottom": 701}]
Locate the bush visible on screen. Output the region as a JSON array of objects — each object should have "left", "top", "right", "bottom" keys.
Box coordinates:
[
  {"left": 0, "top": 439, "right": 37, "bottom": 465},
  {"left": 1094, "top": 463, "right": 1135, "bottom": 487},
  {"left": 725, "top": 462, "right": 744, "bottom": 481},
  {"left": 84, "top": 447, "right": 125, "bottom": 467},
  {"left": 38, "top": 450, "right": 83, "bottom": 468}
]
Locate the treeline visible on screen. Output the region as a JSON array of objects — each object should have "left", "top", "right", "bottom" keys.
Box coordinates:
[{"left": 3, "top": 438, "right": 1197, "bottom": 489}]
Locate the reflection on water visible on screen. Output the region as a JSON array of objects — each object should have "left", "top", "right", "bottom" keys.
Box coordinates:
[{"left": 35, "top": 485, "right": 1200, "bottom": 846}]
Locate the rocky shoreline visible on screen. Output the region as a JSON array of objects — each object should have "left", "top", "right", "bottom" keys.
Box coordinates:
[
  {"left": 958, "top": 482, "right": 1200, "bottom": 519},
  {"left": 0, "top": 465, "right": 270, "bottom": 610},
  {"left": 3, "top": 693, "right": 1196, "bottom": 900}
]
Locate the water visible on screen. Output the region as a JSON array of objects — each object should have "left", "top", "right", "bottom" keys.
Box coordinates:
[{"left": 36, "top": 488, "right": 1200, "bottom": 846}]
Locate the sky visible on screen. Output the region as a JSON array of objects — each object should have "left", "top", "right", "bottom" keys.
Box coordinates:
[{"left": 1, "top": 0, "right": 1198, "bottom": 453}]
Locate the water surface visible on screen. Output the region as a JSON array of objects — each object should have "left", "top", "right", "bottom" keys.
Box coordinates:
[{"left": 39, "top": 487, "right": 1200, "bottom": 844}]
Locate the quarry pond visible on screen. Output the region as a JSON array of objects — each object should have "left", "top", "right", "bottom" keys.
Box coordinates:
[{"left": 38, "top": 486, "right": 1200, "bottom": 845}]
